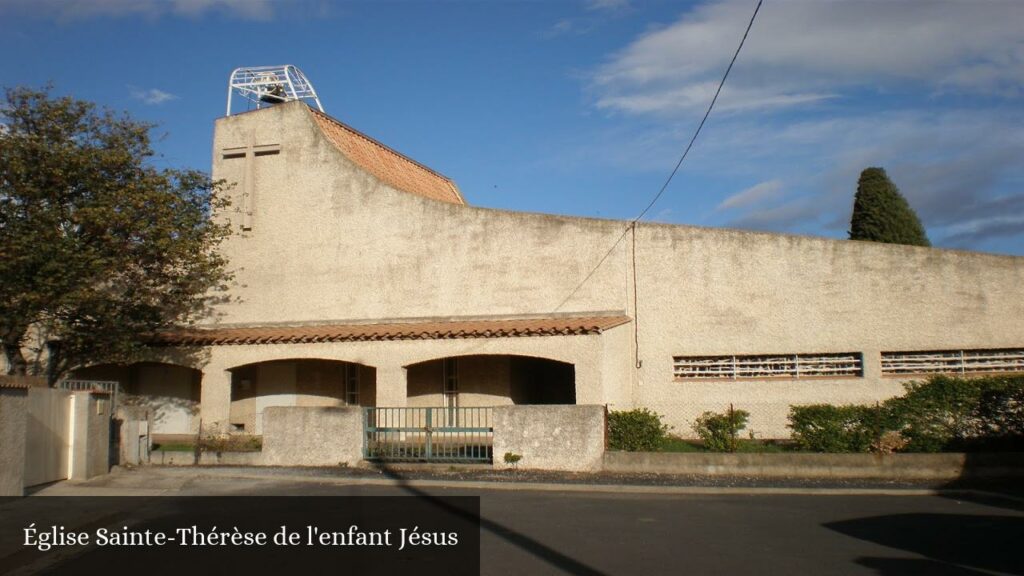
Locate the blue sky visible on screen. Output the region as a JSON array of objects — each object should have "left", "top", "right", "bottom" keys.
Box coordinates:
[{"left": 3, "top": 0, "right": 1023, "bottom": 255}]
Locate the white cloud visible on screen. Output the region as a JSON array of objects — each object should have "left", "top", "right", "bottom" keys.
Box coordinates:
[
  {"left": 0, "top": 0, "right": 278, "bottom": 21},
  {"left": 705, "top": 109, "right": 1024, "bottom": 247},
  {"left": 597, "top": 83, "right": 835, "bottom": 115},
  {"left": 592, "top": 0, "right": 1024, "bottom": 116},
  {"left": 716, "top": 179, "right": 782, "bottom": 211},
  {"left": 544, "top": 19, "right": 577, "bottom": 38},
  {"left": 130, "top": 87, "right": 179, "bottom": 105},
  {"left": 587, "top": 0, "right": 630, "bottom": 11}
]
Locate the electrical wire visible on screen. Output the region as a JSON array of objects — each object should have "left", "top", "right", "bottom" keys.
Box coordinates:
[{"left": 552, "top": 0, "right": 764, "bottom": 314}]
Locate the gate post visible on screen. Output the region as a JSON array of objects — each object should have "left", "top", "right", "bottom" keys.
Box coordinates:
[
  {"left": 425, "top": 408, "right": 433, "bottom": 460},
  {"left": 362, "top": 408, "right": 370, "bottom": 460}
]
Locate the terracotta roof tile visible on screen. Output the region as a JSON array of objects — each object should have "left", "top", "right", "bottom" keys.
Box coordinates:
[
  {"left": 0, "top": 376, "right": 46, "bottom": 389},
  {"left": 155, "top": 315, "right": 631, "bottom": 347},
  {"left": 310, "top": 109, "right": 465, "bottom": 205}
]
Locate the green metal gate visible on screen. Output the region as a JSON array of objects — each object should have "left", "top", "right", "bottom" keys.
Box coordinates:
[{"left": 363, "top": 407, "right": 493, "bottom": 463}]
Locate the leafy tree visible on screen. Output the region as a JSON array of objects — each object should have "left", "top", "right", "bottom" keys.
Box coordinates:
[
  {"left": 0, "top": 86, "right": 231, "bottom": 383},
  {"left": 848, "top": 167, "right": 930, "bottom": 247}
]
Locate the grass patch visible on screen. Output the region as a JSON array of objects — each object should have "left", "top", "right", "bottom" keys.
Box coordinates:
[
  {"left": 152, "top": 436, "right": 263, "bottom": 453},
  {"left": 659, "top": 436, "right": 703, "bottom": 452},
  {"left": 734, "top": 440, "right": 791, "bottom": 453},
  {"left": 201, "top": 435, "right": 262, "bottom": 452}
]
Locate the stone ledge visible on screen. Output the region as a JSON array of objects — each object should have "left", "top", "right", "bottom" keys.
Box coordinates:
[{"left": 602, "top": 451, "right": 1024, "bottom": 480}]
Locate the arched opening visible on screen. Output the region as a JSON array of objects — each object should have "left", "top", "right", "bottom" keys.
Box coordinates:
[
  {"left": 227, "top": 359, "right": 376, "bottom": 435},
  {"left": 69, "top": 362, "right": 202, "bottom": 437},
  {"left": 405, "top": 355, "right": 575, "bottom": 407}
]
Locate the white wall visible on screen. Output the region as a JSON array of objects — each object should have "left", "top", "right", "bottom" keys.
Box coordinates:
[{"left": 194, "top": 102, "right": 1024, "bottom": 437}]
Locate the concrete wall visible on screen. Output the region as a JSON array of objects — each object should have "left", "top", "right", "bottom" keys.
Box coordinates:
[
  {"left": 492, "top": 405, "right": 606, "bottom": 472},
  {"left": 118, "top": 419, "right": 149, "bottom": 466},
  {"left": 261, "top": 406, "right": 363, "bottom": 466},
  {"left": 149, "top": 450, "right": 262, "bottom": 466},
  {"left": 71, "top": 363, "right": 199, "bottom": 436},
  {"left": 8, "top": 388, "right": 110, "bottom": 488},
  {"left": 210, "top": 102, "right": 629, "bottom": 326},
  {"left": 24, "top": 387, "right": 71, "bottom": 486},
  {"left": 602, "top": 451, "right": 1024, "bottom": 481},
  {"left": 69, "top": 392, "right": 111, "bottom": 481},
  {"left": 180, "top": 101, "right": 1024, "bottom": 438},
  {"left": 0, "top": 389, "right": 28, "bottom": 496}
]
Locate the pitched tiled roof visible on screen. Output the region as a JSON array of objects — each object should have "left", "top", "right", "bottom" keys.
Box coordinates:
[
  {"left": 310, "top": 109, "right": 466, "bottom": 205},
  {"left": 155, "top": 315, "right": 631, "bottom": 346},
  {"left": 0, "top": 376, "right": 46, "bottom": 389}
]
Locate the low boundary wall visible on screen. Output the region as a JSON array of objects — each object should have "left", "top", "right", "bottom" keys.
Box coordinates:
[
  {"left": 602, "top": 451, "right": 1024, "bottom": 480},
  {"left": 0, "top": 388, "right": 29, "bottom": 496},
  {"left": 0, "top": 384, "right": 111, "bottom": 496},
  {"left": 70, "top": 391, "right": 112, "bottom": 481},
  {"left": 492, "top": 405, "right": 605, "bottom": 472},
  {"left": 261, "top": 406, "right": 363, "bottom": 467}
]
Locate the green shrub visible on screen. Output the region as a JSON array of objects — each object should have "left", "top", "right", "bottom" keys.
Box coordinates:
[
  {"left": 977, "top": 385, "right": 1024, "bottom": 438},
  {"left": 692, "top": 407, "right": 749, "bottom": 452},
  {"left": 887, "top": 375, "right": 984, "bottom": 452},
  {"left": 608, "top": 408, "right": 669, "bottom": 451},
  {"left": 787, "top": 375, "right": 1024, "bottom": 453},
  {"left": 788, "top": 404, "right": 880, "bottom": 453},
  {"left": 503, "top": 452, "right": 522, "bottom": 468},
  {"left": 894, "top": 375, "right": 1024, "bottom": 452}
]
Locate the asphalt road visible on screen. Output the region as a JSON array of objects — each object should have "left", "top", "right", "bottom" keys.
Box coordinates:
[{"left": 2, "top": 469, "right": 1022, "bottom": 576}]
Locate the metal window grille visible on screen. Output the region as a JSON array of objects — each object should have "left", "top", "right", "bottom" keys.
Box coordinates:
[
  {"left": 442, "top": 358, "right": 459, "bottom": 423},
  {"left": 881, "top": 348, "right": 1024, "bottom": 376},
  {"left": 344, "top": 364, "right": 360, "bottom": 406},
  {"left": 673, "top": 353, "right": 863, "bottom": 380}
]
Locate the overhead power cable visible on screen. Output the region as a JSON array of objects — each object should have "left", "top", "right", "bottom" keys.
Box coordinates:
[{"left": 552, "top": 0, "right": 764, "bottom": 313}]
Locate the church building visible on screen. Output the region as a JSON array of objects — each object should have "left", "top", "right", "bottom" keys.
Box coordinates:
[{"left": 70, "top": 88, "right": 1024, "bottom": 441}]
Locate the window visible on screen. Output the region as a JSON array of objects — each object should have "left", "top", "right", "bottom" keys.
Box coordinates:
[
  {"left": 443, "top": 358, "right": 458, "bottom": 409},
  {"left": 881, "top": 348, "right": 1024, "bottom": 376},
  {"left": 443, "top": 358, "right": 459, "bottom": 394},
  {"left": 344, "top": 364, "right": 360, "bottom": 406},
  {"left": 673, "top": 353, "right": 863, "bottom": 380}
]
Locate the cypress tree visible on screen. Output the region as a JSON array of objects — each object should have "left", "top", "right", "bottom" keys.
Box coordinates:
[{"left": 848, "top": 167, "right": 930, "bottom": 247}]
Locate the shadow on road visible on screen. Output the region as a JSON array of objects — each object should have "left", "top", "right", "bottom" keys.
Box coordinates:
[
  {"left": 824, "top": 513, "right": 1024, "bottom": 576},
  {"left": 853, "top": 557, "right": 1000, "bottom": 575},
  {"left": 937, "top": 452, "right": 1024, "bottom": 512},
  {"left": 376, "top": 465, "right": 607, "bottom": 576}
]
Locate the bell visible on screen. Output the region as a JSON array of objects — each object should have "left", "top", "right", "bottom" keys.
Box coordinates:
[{"left": 259, "top": 84, "right": 286, "bottom": 104}]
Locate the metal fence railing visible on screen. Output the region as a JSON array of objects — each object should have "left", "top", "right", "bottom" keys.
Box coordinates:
[
  {"left": 59, "top": 379, "right": 120, "bottom": 409},
  {"left": 363, "top": 407, "right": 493, "bottom": 463}
]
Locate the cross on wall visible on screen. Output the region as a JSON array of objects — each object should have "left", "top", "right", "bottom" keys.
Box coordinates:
[{"left": 221, "top": 141, "right": 281, "bottom": 231}]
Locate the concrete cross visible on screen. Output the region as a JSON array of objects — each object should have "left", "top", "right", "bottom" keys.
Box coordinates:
[{"left": 221, "top": 140, "right": 281, "bottom": 231}]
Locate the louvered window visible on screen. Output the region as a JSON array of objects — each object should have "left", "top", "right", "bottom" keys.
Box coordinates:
[
  {"left": 881, "top": 349, "right": 1024, "bottom": 376},
  {"left": 673, "top": 353, "right": 863, "bottom": 380}
]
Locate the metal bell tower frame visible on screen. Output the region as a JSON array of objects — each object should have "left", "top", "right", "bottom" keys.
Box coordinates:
[{"left": 226, "top": 64, "right": 324, "bottom": 116}]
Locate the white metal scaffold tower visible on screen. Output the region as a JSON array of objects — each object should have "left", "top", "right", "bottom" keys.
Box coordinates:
[{"left": 226, "top": 64, "right": 324, "bottom": 116}]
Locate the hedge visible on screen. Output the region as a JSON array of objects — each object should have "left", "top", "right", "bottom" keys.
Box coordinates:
[
  {"left": 608, "top": 408, "right": 669, "bottom": 451},
  {"left": 788, "top": 375, "right": 1024, "bottom": 453}
]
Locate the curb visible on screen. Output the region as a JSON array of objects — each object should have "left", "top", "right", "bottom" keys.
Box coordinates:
[{"left": 125, "top": 467, "right": 949, "bottom": 497}]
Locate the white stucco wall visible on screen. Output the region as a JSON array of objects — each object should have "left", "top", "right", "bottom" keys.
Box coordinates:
[
  {"left": 71, "top": 363, "right": 199, "bottom": 436},
  {"left": 148, "top": 102, "right": 1024, "bottom": 438}
]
